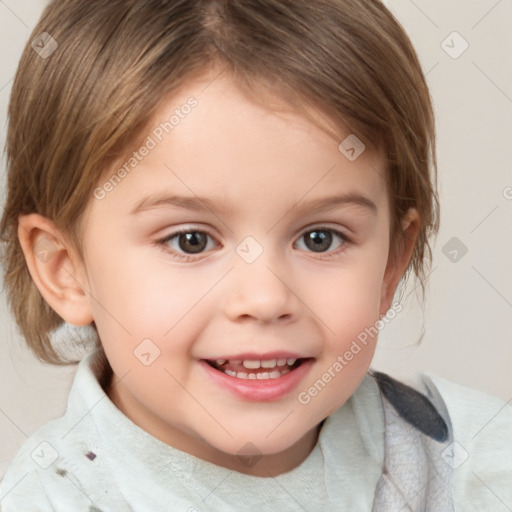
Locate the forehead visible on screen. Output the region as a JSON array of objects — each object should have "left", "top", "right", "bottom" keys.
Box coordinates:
[{"left": 88, "top": 71, "right": 389, "bottom": 222}]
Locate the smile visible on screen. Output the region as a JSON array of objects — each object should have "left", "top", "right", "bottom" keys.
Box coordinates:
[
  {"left": 200, "top": 355, "right": 314, "bottom": 401},
  {"left": 206, "top": 358, "right": 304, "bottom": 380}
]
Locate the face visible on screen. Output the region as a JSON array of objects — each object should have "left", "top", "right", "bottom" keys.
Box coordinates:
[{"left": 77, "top": 70, "right": 401, "bottom": 476}]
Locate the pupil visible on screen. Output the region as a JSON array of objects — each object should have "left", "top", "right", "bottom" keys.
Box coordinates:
[
  {"left": 305, "top": 231, "right": 332, "bottom": 252},
  {"left": 179, "top": 232, "right": 207, "bottom": 253}
]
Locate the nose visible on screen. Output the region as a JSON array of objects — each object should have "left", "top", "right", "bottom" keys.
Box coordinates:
[{"left": 223, "top": 252, "right": 299, "bottom": 325}]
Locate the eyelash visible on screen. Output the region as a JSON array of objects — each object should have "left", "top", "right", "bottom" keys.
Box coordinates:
[{"left": 156, "top": 227, "right": 352, "bottom": 262}]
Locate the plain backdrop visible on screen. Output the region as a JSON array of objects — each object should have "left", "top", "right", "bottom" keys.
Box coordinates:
[{"left": 1, "top": 0, "right": 511, "bottom": 478}]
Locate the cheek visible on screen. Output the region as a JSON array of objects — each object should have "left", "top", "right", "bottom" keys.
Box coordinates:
[
  {"left": 315, "top": 256, "right": 387, "bottom": 331},
  {"left": 84, "top": 244, "right": 216, "bottom": 354},
  {"left": 306, "top": 243, "right": 389, "bottom": 383},
  {"left": 302, "top": 276, "right": 383, "bottom": 417}
]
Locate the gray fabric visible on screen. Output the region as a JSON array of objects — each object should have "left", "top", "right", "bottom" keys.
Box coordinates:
[{"left": 373, "top": 375, "right": 455, "bottom": 511}]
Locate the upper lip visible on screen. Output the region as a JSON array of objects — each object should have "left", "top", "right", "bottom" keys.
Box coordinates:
[{"left": 202, "top": 352, "right": 310, "bottom": 361}]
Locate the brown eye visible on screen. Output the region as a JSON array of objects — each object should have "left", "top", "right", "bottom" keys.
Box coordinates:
[
  {"left": 161, "top": 230, "right": 215, "bottom": 257},
  {"left": 303, "top": 230, "right": 333, "bottom": 252},
  {"left": 177, "top": 232, "right": 209, "bottom": 253},
  {"left": 295, "top": 228, "right": 347, "bottom": 254}
]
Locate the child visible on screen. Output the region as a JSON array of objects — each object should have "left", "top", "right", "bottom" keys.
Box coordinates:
[{"left": 0, "top": 0, "right": 510, "bottom": 510}]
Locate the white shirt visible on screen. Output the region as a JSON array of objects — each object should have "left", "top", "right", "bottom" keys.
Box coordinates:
[{"left": 0, "top": 350, "right": 510, "bottom": 511}]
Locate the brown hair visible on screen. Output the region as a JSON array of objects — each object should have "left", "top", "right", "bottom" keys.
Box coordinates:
[{"left": 1, "top": 0, "right": 439, "bottom": 364}]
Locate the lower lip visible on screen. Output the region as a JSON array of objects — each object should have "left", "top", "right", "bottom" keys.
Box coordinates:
[{"left": 199, "top": 359, "right": 314, "bottom": 402}]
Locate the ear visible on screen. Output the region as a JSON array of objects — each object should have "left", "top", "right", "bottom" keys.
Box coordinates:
[
  {"left": 18, "top": 213, "right": 93, "bottom": 326},
  {"left": 380, "top": 208, "right": 421, "bottom": 315}
]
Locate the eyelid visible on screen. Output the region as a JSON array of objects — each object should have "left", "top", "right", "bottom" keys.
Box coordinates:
[
  {"left": 294, "top": 224, "right": 352, "bottom": 243},
  {"left": 158, "top": 224, "right": 219, "bottom": 242}
]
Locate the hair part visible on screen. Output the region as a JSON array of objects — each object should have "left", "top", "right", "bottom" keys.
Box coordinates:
[{"left": 1, "top": 0, "right": 439, "bottom": 364}]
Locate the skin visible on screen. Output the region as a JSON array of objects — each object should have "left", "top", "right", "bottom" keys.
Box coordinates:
[{"left": 19, "top": 68, "right": 419, "bottom": 477}]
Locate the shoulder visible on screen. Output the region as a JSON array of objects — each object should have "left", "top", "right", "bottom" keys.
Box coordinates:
[
  {"left": 424, "top": 374, "right": 512, "bottom": 512},
  {"left": 0, "top": 413, "right": 94, "bottom": 510},
  {"left": 0, "top": 351, "right": 120, "bottom": 511},
  {"left": 373, "top": 371, "right": 512, "bottom": 512}
]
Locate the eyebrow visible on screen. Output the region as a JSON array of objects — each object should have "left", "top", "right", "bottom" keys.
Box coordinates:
[{"left": 130, "top": 192, "right": 378, "bottom": 217}]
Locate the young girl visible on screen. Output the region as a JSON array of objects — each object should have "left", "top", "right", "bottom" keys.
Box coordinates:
[{"left": 0, "top": 0, "right": 510, "bottom": 510}]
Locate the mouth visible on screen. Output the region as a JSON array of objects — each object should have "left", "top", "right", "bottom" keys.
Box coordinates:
[
  {"left": 203, "top": 357, "right": 308, "bottom": 380},
  {"left": 200, "top": 354, "right": 314, "bottom": 401}
]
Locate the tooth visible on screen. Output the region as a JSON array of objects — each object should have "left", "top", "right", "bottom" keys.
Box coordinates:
[
  {"left": 281, "top": 368, "right": 290, "bottom": 376},
  {"left": 236, "top": 372, "right": 249, "bottom": 379},
  {"left": 257, "top": 372, "right": 270, "bottom": 379},
  {"left": 225, "top": 369, "right": 236, "bottom": 377},
  {"left": 243, "top": 360, "right": 261, "bottom": 369},
  {"left": 216, "top": 359, "right": 226, "bottom": 365},
  {"left": 269, "top": 370, "right": 281, "bottom": 379},
  {"left": 287, "top": 358, "right": 296, "bottom": 366},
  {"left": 261, "top": 359, "right": 277, "bottom": 368},
  {"left": 276, "top": 359, "right": 287, "bottom": 367},
  {"left": 248, "top": 373, "right": 257, "bottom": 379}
]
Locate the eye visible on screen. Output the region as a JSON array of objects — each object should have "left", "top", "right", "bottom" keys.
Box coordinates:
[
  {"left": 160, "top": 230, "right": 217, "bottom": 255},
  {"left": 295, "top": 228, "right": 347, "bottom": 253}
]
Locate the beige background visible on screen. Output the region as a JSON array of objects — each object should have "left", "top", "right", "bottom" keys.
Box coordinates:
[{"left": 1, "top": 0, "right": 511, "bottom": 478}]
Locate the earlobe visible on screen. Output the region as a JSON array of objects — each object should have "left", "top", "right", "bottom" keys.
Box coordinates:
[
  {"left": 18, "top": 214, "right": 93, "bottom": 326},
  {"left": 380, "top": 208, "right": 421, "bottom": 315}
]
